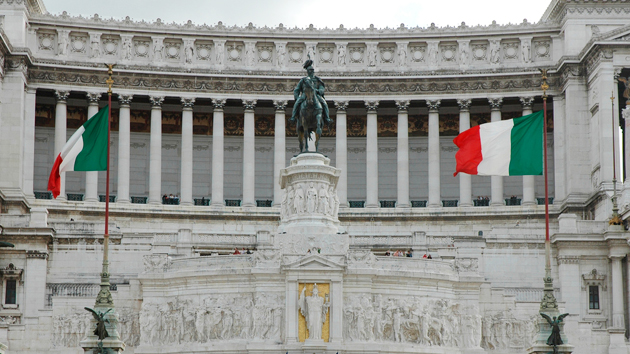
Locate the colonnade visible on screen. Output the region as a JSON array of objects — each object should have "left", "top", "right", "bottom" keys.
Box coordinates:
[{"left": 46, "top": 91, "right": 543, "bottom": 208}]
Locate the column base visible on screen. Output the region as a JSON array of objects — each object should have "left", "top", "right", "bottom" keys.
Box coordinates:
[
  {"left": 396, "top": 204, "right": 411, "bottom": 209},
  {"left": 609, "top": 329, "right": 627, "bottom": 354},
  {"left": 365, "top": 203, "right": 379, "bottom": 208}
]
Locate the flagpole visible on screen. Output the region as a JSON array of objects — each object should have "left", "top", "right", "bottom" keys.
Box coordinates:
[
  {"left": 95, "top": 64, "right": 115, "bottom": 309},
  {"left": 610, "top": 91, "right": 622, "bottom": 225},
  {"left": 539, "top": 69, "right": 558, "bottom": 312}
]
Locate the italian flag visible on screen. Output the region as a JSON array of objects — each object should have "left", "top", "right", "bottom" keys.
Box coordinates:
[
  {"left": 453, "top": 110, "right": 543, "bottom": 176},
  {"left": 47, "top": 105, "right": 109, "bottom": 198}
]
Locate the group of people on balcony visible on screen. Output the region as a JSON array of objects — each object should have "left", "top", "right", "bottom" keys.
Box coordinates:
[{"left": 162, "top": 194, "right": 180, "bottom": 205}]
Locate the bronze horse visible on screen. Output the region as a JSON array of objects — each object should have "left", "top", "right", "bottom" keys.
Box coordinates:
[{"left": 296, "top": 79, "right": 324, "bottom": 153}]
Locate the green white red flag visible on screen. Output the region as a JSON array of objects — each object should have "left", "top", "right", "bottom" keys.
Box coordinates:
[
  {"left": 453, "top": 110, "right": 544, "bottom": 176},
  {"left": 47, "top": 105, "right": 109, "bottom": 198}
]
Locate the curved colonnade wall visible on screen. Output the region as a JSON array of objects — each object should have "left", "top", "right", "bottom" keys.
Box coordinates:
[{"left": 0, "top": 0, "right": 630, "bottom": 353}]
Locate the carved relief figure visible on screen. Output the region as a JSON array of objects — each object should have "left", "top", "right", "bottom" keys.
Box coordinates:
[
  {"left": 246, "top": 43, "right": 256, "bottom": 66},
  {"left": 428, "top": 44, "right": 438, "bottom": 66},
  {"left": 306, "top": 182, "right": 317, "bottom": 213},
  {"left": 522, "top": 41, "right": 531, "bottom": 63},
  {"left": 153, "top": 38, "right": 164, "bottom": 61},
  {"left": 185, "top": 41, "right": 194, "bottom": 64},
  {"left": 276, "top": 43, "right": 286, "bottom": 67},
  {"left": 122, "top": 37, "right": 132, "bottom": 60},
  {"left": 318, "top": 184, "right": 329, "bottom": 214},
  {"left": 57, "top": 31, "right": 68, "bottom": 56},
  {"left": 306, "top": 182, "right": 318, "bottom": 213},
  {"left": 397, "top": 44, "right": 407, "bottom": 67},
  {"left": 298, "top": 284, "right": 330, "bottom": 340},
  {"left": 215, "top": 41, "right": 225, "bottom": 65},
  {"left": 459, "top": 42, "right": 469, "bottom": 66},
  {"left": 337, "top": 44, "right": 347, "bottom": 66},
  {"left": 490, "top": 40, "right": 500, "bottom": 64},
  {"left": 294, "top": 185, "right": 305, "bottom": 214},
  {"left": 367, "top": 44, "right": 378, "bottom": 67},
  {"left": 90, "top": 37, "right": 100, "bottom": 58}
]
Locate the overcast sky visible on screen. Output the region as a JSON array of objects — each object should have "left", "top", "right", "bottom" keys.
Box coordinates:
[{"left": 43, "top": 0, "right": 554, "bottom": 29}]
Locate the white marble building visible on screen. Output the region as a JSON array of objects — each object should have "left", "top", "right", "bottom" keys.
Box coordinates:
[{"left": 1, "top": 0, "right": 630, "bottom": 353}]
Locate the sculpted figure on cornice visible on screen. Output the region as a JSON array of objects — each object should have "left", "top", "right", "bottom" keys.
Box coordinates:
[{"left": 33, "top": 11, "right": 557, "bottom": 35}]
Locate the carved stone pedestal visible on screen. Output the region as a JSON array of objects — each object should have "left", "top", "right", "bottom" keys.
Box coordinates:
[
  {"left": 527, "top": 343, "right": 574, "bottom": 354},
  {"left": 80, "top": 308, "right": 126, "bottom": 353},
  {"left": 300, "top": 338, "right": 326, "bottom": 354},
  {"left": 277, "top": 153, "right": 347, "bottom": 254},
  {"left": 528, "top": 311, "right": 572, "bottom": 354}
]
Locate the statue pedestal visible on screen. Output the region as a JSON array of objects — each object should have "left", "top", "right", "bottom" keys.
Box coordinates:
[
  {"left": 302, "top": 338, "right": 327, "bottom": 354},
  {"left": 80, "top": 308, "right": 126, "bottom": 353},
  {"left": 277, "top": 153, "right": 348, "bottom": 254},
  {"left": 608, "top": 328, "right": 627, "bottom": 354},
  {"left": 527, "top": 343, "right": 574, "bottom": 354}
]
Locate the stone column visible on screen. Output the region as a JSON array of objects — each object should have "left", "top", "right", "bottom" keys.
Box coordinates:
[
  {"left": 242, "top": 99, "right": 257, "bottom": 208},
  {"left": 553, "top": 94, "right": 566, "bottom": 202},
  {"left": 180, "top": 97, "right": 195, "bottom": 206},
  {"left": 117, "top": 94, "right": 132, "bottom": 203},
  {"left": 148, "top": 96, "right": 164, "bottom": 205},
  {"left": 457, "top": 99, "right": 473, "bottom": 207},
  {"left": 85, "top": 92, "right": 101, "bottom": 203},
  {"left": 22, "top": 86, "right": 36, "bottom": 198},
  {"left": 489, "top": 98, "right": 504, "bottom": 206},
  {"left": 211, "top": 99, "right": 226, "bottom": 207},
  {"left": 54, "top": 90, "right": 69, "bottom": 200},
  {"left": 396, "top": 100, "right": 410, "bottom": 208},
  {"left": 334, "top": 101, "right": 349, "bottom": 208},
  {"left": 365, "top": 100, "right": 379, "bottom": 208},
  {"left": 521, "top": 96, "right": 536, "bottom": 206},
  {"left": 427, "top": 100, "right": 441, "bottom": 207},
  {"left": 611, "top": 255, "right": 625, "bottom": 329},
  {"left": 273, "top": 100, "right": 287, "bottom": 207}
]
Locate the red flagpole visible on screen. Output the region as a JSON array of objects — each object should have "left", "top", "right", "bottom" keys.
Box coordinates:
[{"left": 541, "top": 70, "right": 551, "bottom": 273}]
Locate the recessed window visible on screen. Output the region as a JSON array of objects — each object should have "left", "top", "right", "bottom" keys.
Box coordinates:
[
  {"left": 5, "top": 279, "right": 16, "bottom": 305},
  {"left": 589, "top": 285, "right": 600, "bottom": 310}
]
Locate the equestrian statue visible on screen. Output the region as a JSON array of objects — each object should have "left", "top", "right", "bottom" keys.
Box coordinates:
[{"left": 289, "top": 56, "right": 332, "bottom": 153}]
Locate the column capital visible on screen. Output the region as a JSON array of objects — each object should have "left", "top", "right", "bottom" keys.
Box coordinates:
[
  {"left": 395, "top": 100, "right": 410, "bottom": 111},
  {"left": 25, "top": 85, "right": 37, "bottom": 94},
  {"left": 364, "top": 100, "right": 379, "bottom": 112},
  {"left": 55, "top": 90, "right": 69, "bottom": 103},
  {"left": 488, "top": 97, "right": 503, "bottom": 110},
  {"left": 426, "top": 99, "right": 441, "bottom": 111},
  {"left": 273, "top": 100, "right": 288, "bottom": 111},
  {"left": 150, "top": 96, "right": 164, "bottom": 107},
  {"left": 181, "top": 97, "right": 195, "bottom": 109},
  {"left": 86, "top": 92, "right": 102, "bottom": 104},
  {"left": 212, "top": 98, "right": 226, "bottom": 109},
  {"left": 118, "top": 94, "right": 133, "bottom": 106},
  {"left": 519, "top": 96, "right": 535, "bottom": 109},
  {"left": 242, "top": 99, "right": 257, "bottom": 111},
  {"left": 614, "top": 67, "right": 622, "bottom": 81},
  {"left": 334, "top": 101, "right": 349, "bottom": 111},
  {"left": 456, "top": 99, "right": 472, "bottom": 111}
]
